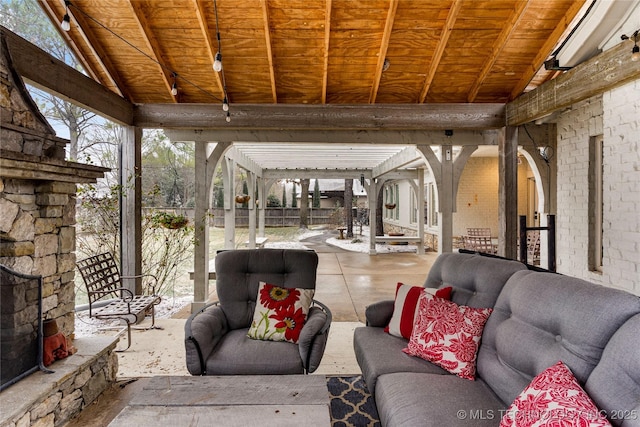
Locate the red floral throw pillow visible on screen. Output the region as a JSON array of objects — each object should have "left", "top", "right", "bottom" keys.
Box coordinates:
[
  {"left": 385, "top": 283, "right": 452, "bottom": 339},
  {"left": 402, "top": 292, "right": 492, "bottom": 380},
  {"left": 247, "top": 282, "right": 314, "bottom": 344},
  {"left": 500, "top": 361, "right": 612, "bottom": 427}
]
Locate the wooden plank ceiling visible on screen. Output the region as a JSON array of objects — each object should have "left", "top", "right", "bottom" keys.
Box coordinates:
[{"left": 39, "top": 0, "right": 585, "bottom": 107}]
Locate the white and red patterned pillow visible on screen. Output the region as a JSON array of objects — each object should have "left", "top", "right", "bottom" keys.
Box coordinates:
[
  {"left": 385, "top": 283, "right": 452, "bottom": 339},
  {"left": 500, "top": 361, "right": 612, "bottom": 427},
  {"left": 402, "top": 292, "right": 492, "bottom": 380},
  {"left": 247, "top": 282, "right": 314, "bottom": 344}
]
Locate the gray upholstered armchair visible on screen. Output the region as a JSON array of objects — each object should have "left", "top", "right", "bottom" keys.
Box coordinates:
[{"left": 184, "top": 249, "right": 332, "bottom": 375}]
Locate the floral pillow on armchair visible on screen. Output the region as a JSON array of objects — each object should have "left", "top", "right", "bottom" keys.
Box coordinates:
[{"left": 247, "top": 282, "right": 314, "bottom": 344}]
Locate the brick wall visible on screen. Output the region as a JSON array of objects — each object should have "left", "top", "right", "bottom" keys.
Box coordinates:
[
  {"left": 555, "top": 79, "right": 639, "bottom": 295},
  {"left": 453, "top": 157, "right": 530, "bottom": 238},
  {"left": 601, "top": 80, "right": 639, "bottom": 294}
]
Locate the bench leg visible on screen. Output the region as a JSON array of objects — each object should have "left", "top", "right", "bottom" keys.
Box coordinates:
[{"left": 115, "top": 321, "right": 133, "bottom": 352}]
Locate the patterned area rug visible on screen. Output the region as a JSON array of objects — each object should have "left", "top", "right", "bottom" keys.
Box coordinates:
[{"left": 327, "top": 376, "right": 381, "bottom": 426}]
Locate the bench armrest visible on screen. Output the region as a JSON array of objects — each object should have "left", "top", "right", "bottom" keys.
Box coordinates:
[
  {"left": 365, "top": 300, "right": 395, "bottom": 327},
  {"left": 184, "top": 302, "right": 228, "bottom": 375}
]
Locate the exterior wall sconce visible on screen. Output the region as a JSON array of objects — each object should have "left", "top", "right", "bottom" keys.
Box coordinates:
[{"left": 621, "top": 30, "right": 640, "bottom": 62}]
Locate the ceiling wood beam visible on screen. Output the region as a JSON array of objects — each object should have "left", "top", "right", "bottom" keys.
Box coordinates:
[
  {"left": 321, "top": 0, "right": 332, "bottom": 104},
  {"left": 39, "top": 0, "right": 126, "bottom": 98},
  {"left": 128, "top": 1, "right": 175, "bottom": 101},
  {"left": 507, "top": 40, "right": 640, "bottom": 126},
  {"left": 261, "top": 0, "right": 277, "bottom": 103},
  {"left": 138, "top": 103, "right": 504, "bottom": 129},
  {"left": 37, "top": 0, "right": 98, "bottom": 83},
  {"left": 1, "top": 26, "right": 134, "bottom": 125},
  {"left": 165, "top": 129, "right": 491, "bottom": 146},
  {"left": 369, "top": 0, "right": 398, "bottom": 104},
  {"left": 467, "top": 1, "right": 530, "bottom": 102},
  {"left": 509, "top": 0, "right": 586, "bottom": 100},
  {"left": 419, "top": 0, "right": 462, "bottom": 103},
  {"left": 193, "top": 0, "right": 224, "bottom": 96}
]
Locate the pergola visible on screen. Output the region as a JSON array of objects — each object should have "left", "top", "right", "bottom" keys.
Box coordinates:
[{"left": 2, "top": 0, "right": 639, "bottom": 312}]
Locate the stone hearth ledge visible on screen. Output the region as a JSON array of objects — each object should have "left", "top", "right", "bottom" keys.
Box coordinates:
[{"left": 0, "top": 336, "right": 118, "bottom": 427}]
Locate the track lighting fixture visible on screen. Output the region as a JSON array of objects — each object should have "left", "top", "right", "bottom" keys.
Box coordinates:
[
  {"left": 621, "top": 30, "right": 640, "bottom": 62},
  {"left": 213, "top": 52, "right": 222, "bottom": 72}
]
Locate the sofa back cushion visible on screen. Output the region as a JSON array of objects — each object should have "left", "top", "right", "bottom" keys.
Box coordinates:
[
  {"left": 478, "top": 270, "right": 640, "bottom": 405},
  {"left": 585, "top": 313, "right": 640, "bottom": 427},
  {"left": 424, "top": 252, "right": 527, "bottom": 309},
  {"left": 215, "top": 249, "right": 318, "bottom": 330}
]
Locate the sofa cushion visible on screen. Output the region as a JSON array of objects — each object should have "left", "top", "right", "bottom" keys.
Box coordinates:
[
  {"left": 205, "top": 328, "right": 303, "bottom": 375},
  {"left": 424, "top": 252, "right": 527, "bottom": 309},
  {"left": 376, "top": 372, "right": 506, "bottom": 427},
  {"left": 585, "top": 313, "right": 640, "bottom": 427},
  {"left": 353, "top": 326, "right": 448, "bottom": 396},
  {"left": 500, "top": 361, "right": 611, "bottom": 427},
  {"left": 478, "top": 270, "right": 640, "bottom": 406},
  {"left": 385, "top": 283, "right": 452, "bottom": 339},
  {"left": 247, "top": 282, "right": 314, "bottom": 343},
  {"left": 403, "top": 292, "right": 492, "bottom": 380}
]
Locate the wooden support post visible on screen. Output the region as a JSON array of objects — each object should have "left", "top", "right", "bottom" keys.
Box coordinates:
[
  {"left": 119, "top": 125, "right": 142, "bottom": 295},
  {"left": 498, "top": 127, "right": 518, "bottom": 259},
  {"left": 257, "top": 178, "right": 266, "bottom": 237},
  {"left": 439, "top": 145, "right": 454, "bottom": 253},
  {"left": 417, "top": 169, "right": 425, "bottom": 255},
  {"left": 247, "top": 172, "right": 257, "bottom": 248},
  {"left": 192, "top": 142, "right": 210, "bottom": 312},
  {"left": 368, "top": 179, "right": 377, "bottom": 255},
  {"left": 223, "top": 157, "right": 235, "bottom": 249}
]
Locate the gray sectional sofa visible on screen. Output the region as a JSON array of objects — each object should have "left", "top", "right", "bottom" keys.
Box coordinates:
[{"left": 353, "top": 252, "right": 640, "bottom": 427}]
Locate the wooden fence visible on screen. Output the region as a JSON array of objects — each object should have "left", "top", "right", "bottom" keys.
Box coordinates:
[{"left": 211, "top": 207, "right": 337, "bottom": 227}]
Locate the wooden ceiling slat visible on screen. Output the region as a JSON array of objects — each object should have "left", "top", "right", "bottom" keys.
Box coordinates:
[
  {"left": 261, "top": 0, "right": 278, "bottom": 103},
  {"left": 322, "top": 0, "right": 332, "bottom": 103},
  {"left": 419, "top": 0, "right": 463, "bottom": 103},
  {"left": 40, "top": 0, "right": 129, "bottom": 98},
  {"left": 369, "top": 0, "right": 398, "bottom": 104},
  {"left": 35, "top": 0, "right": 591, "bottom": 106},
  {"left": 192, "top": 0, "right": 223, "bottom": 96},
  {"left": 127, "top": 0, "right": 175, "bottom": 102},
  {"left": 509, "top": 0, "right": 586, "bottom": 100}
]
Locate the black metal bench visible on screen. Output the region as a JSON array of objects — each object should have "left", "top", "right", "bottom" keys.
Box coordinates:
[{"left": 76, "top": 253, "right": 161, "bottom": 351}]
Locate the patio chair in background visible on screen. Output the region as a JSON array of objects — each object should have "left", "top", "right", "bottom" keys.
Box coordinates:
[
  {"left": 76, "top": 252, "right": 161, "bottom": 351},
  {"left": 463, "top": 236, "right": 498, "bottom": 255},
  {"left": 527, "top": 230, "right": 541, "bottom": 265},
  {"left": 466, "top": 227, "right": 492, "bottom": 237}
]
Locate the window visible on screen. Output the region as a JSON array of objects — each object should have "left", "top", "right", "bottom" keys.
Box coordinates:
[
  {"left": 410, "top": 188, "right": 418, "bottom": 224},
  {"left": 428, "top": 183, "right": 438, "bottom": 227},
  {"left": 588, "top": 135, "right": 603, "bottom": 272}
]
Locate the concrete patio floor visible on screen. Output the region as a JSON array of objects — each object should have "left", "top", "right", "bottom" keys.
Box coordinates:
[{"left": 64, "top": 249, "right": 439, "bottom": 426}]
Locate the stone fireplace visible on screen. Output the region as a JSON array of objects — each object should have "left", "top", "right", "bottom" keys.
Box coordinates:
[{"left": 0, "top": 32, "right": 118, "bottom": 426}]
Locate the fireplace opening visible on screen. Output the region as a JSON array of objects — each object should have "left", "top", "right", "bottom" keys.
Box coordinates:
[{"left": 0, "top": 264, "right": 51, "bottom": 391}]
